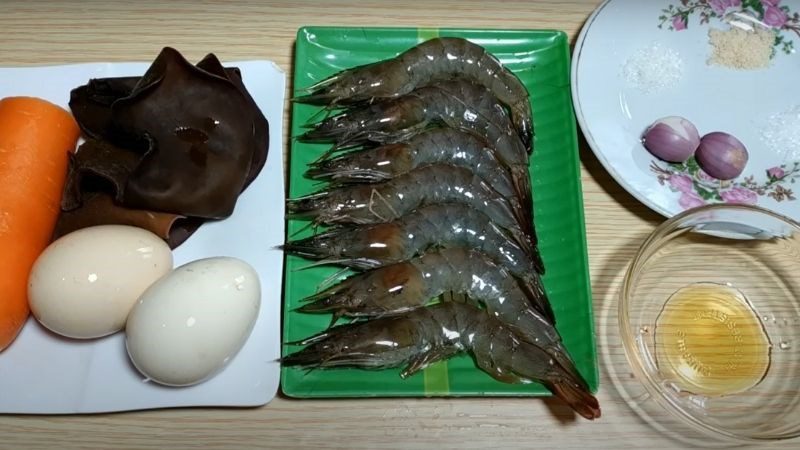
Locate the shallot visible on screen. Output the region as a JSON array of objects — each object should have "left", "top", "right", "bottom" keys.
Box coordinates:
[
  {"left": 641, "top": 116, "right": 700, "bottom": 163},
  {"left": 695, "top": 132, "right": 749, "bottom": 180}
]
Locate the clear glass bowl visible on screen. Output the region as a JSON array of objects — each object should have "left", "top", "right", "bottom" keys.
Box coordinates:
[{"left": 620, "top": 204, "right": 800, "bottom": 443}]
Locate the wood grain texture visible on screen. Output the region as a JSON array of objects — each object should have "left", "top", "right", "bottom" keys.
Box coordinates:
[{"left": 0, "top": 1, "right": 785, "bottom": 449}]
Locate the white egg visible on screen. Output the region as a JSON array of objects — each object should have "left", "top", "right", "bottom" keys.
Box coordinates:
[
  {"left": 125, "top": 257, "right": 260, "bottom": 387},
  {"left": 28, "top": 225, "right": 173, "bottom": 339}
]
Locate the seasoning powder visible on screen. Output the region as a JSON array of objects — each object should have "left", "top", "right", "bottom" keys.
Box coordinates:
[
  {"left": 622, "top": 43, "right": 684, "bottom": 93},
  {"left": 708, "top": 27, "right": 774, "bottom": 70},
  {"left": 761, "top": 105, "right": 800, "bottom": 161}
]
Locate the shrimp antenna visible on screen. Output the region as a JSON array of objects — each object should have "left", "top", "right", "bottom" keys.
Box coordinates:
[
  {"left": 317, "top": 267, "right": 351, "bottom": 291},
  {"left": 292, "top": 258, "right": 353, "bottom": 271},
  {"left": 299, "top": 256, "right": 380, "bottom": 272},
  {"left": 304, "top": 103, "right": 340, "bottom": 124},
  {"left": 312, "top": 352, "right": 340, "bottom": 373},
  {"left": 326, "top": 310, "right": 345, "bottom": 330},
  {"left": 294, "top": 74, "right": 342, "bottom": 94},
  {"left": 312, "top": 145, "right": 347, "bottom": 163},
  {"left": 314, "top": 141, "right": 360, "bottom": 162},
  {"left": 302, "top": 366, "right": 321, "bottom": 376},
  {"left": 288, "top": 221, "right": 315, "bottom": 238}
]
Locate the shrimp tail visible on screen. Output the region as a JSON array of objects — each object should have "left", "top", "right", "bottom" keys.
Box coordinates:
[
  {"left": 530, "top": 246, "right": 545, "bottom": 276},
  {"left": 509, "top": 165, "right": 545, "bottom": 275},
  {"left": 532, "top": 337, "right": 599, "bottom": 420},
  {"left": 549, "top": 343, "right": 592, "bottom": 394},
  {"left": 511, "top": 103, "right": 534, "bottom": 154},
  {"left": 509, "top": 166, "right": 534, "bottom": 231},
  {"left": 544, "top": 378, "right": 601, "bottom": 420},
  {"left": 507, "top": 227, "right": 544, "bottom": 275},
  {"left": 518, "top": 274, "right": 556, "bottom": 325}
]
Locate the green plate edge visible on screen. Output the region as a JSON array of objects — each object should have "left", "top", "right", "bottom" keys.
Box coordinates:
[{"left": 281, "top": 26, "right": 598, "bottom": 398}]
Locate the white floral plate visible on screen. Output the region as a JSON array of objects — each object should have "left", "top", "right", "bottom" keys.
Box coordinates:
[{"left": 573, "top": 0, "right": 800, "bottom": 219}]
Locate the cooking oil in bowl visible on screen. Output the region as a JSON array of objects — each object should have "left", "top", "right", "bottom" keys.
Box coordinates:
[{"left": 654, "top": 282, "right": 771, "bottom": 396}]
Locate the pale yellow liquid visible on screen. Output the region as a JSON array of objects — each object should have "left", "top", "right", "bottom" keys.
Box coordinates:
[{"left": 654, "top": 283, "right": 771, "bottom": 396}]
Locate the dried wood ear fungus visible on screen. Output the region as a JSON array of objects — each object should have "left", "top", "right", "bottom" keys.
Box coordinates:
[{"left": 60, "top": 47, "right": 269, "bottom": 247}]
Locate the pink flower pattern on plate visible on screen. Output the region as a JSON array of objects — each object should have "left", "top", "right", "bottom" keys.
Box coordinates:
[
  {"left": 672, "top": 15, "right": 687, "bottom": 30},
  {"left": 679, "top": 191, "right": 706, "bottom": 209},
  {"left": 696, "top": 169, "right": 718, "bottom": 183},
  {"left": 659, "top": 0, "right": 799, "bottom": 55},
  {"left": 669, "top": 174, "right": 693, "bottom": 193},
  {"left": 767, "top": 166, "right": 785, "bottom": 179},
  {"left": 708, "top": 0, "right": 741, "bottom": 15},
  {"left": 720, "top": 187, "right": 758, "bottom": 205},
  {"left": 651, "top": 159, "right": 800, "bottom": 210},
  {"left": 764, "top": 5, "right": 788, "bottom": 27}
]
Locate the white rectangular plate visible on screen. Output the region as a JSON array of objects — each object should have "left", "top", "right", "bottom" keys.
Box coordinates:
[{"left": 0, "top": 60, "right": 285, "bottom": 413}]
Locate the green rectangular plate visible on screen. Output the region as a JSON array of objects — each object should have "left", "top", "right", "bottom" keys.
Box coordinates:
[{"left": 282, "top": 26, "right": 598, "bottom": 397}]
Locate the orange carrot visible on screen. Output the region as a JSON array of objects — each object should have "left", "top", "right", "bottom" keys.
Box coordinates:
[{"left": 0, "top": 97, "right": 79, "bottom": 351}]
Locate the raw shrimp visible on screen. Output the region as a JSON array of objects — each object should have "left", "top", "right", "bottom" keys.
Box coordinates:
[
  {"left": 298, "top": 80, "right": 536, "bottom": 253},
  {"left": 306, "top": 128, "right": 515, "bottom": 196},
  {"left": 287, "top": 163, "right": 532, "bottom": 256},
  {"left": 305, "top": 128, "right": 543, "bottom": 272},
  {"left": 295, "top": 37, "right": 533, "bottom": 150},
  {"left": 283, "top": 302, "right": 600, "bottom": 420},
  {"left": 299, "top": 80, "right": 528, "bottom": 162},
  {"left": 299, "top": 247, "right": 556, "bottom": 335},
  {"left": 283, "top": 203, "right": 544, "bottom": 283}
]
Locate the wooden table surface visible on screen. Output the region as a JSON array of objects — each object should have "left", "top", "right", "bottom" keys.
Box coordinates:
[{"left": 0, "top": 1, "right": 788, "bottom": 449}]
